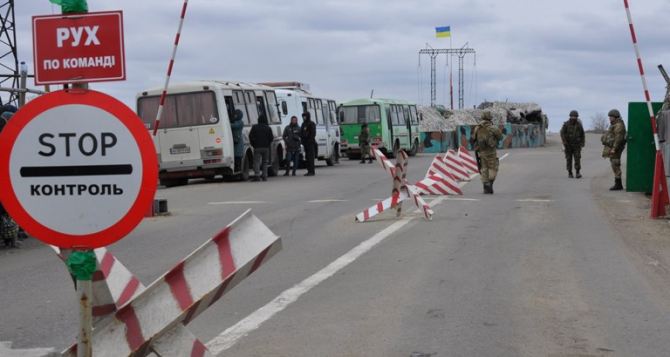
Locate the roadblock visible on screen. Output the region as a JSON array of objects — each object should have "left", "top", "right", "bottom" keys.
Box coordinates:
[
  {"left": 52, "top": 210, "right": 281, "bottom": 357},
  {"left": 356, "top": 148, "right": 433, "bottom": 222}
]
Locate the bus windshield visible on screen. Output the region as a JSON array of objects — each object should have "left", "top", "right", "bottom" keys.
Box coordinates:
[
  {"left": 339, "top": 105, "right": 381, "bottom": 124},
  {"left": 137, "top": 91, "right": 219, "bottom": 130}
]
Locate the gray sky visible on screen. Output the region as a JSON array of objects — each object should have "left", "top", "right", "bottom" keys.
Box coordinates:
[{"left": 15, "top": 0, "right": 670, "bottom": 131}]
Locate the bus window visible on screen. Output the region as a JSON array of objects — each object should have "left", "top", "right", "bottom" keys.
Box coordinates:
[
  {"left": 245, "top": 91, "right": 259, "bottom": 125},
  {"left": 281, "top": 101, "right": 288, "bottom": 116},
  {"left": 137, "top": 91, "right": 215, "bottom": 129},
  {"left": 264, "top": 91, "right": 281, "bottom": 124},
  {"left": 328, "top": 100, "right": 338, "bottom": 126},
  {"left": 308, "top": 98, "right": 317, "bottom": 122},
  {"left": 256, "top": 96, "right": 268, "bottom": 121},
  {"left": 339, "top": 105, "right": 381, "bottom": 124},
  {"left": 315, "top": 99, "right": 324, "bottom": 125},
  {"left": 410, "top": 105, "right": 419, "bottom": 124},
  {"left": 391, "top": 105, "right": 400, "bottom": 125},
  {"left": 320, "top": 99, "right": 330, "bottom": 126},
  {"left": 302, "top": 101, "right": 308, "bottom": 114},
  {"left": 403, "top": 106, "right": 411, "bottom": 125},
  {"left": 224, "top": 96, "right": 235, "bottom": 120}
]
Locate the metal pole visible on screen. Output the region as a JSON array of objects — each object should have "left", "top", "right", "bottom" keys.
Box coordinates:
[
  {"left": 77, "top": 278, "right": 93, "bottom": 357},
  {"left": 18, "top": 60, "right": 26, "bottom": 106},
  {"left": 430, "top": 53, "right": 437, "bottom": 107},
  {"left": 458, "top": 53, "right": 465, "bottom": 109}
]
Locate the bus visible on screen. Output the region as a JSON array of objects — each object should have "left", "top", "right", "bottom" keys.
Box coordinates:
[
  {"left": 263, "top": 82, "right": 340, "bottom": 166},
  {"left": 338, "top": 98, "right": 420, "bottom": 159},
  {"left": 137, "top": 81, "right": 284, "bottom": 187}
]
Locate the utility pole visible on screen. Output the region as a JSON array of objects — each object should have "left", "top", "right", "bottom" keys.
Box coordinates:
[
  {"left": 419, "top": 46, "right": 475, "bottom": 109},
  {"left": 0, "top": 0, "right": 18, "bottom": 106}
]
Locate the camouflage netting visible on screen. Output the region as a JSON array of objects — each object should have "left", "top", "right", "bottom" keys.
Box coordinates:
[{"left": 420, "top": 101, "right": 547, "bottom": 132}]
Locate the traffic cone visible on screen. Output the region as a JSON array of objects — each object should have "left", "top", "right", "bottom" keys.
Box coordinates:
[{"left": 650, "top": 151, "right": 669, "bottom": 218}]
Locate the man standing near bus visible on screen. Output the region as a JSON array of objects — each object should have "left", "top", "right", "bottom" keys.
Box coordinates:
[
  {"left": 359, "top": 123, "right": 373, "bottom": 164},
  {"left": 249, "top": 114, "right": 274, "bottom": 182},
  {"left": 302, "top": 112, "right": 317, "bottom": 176},
  {"left": 283, "top": 116, "right": 302, "bottom": 176}
]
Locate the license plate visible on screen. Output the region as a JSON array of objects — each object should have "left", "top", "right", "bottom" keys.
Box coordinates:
[{"left": 170, "top": 146, "right": 191, "bottom": 155}]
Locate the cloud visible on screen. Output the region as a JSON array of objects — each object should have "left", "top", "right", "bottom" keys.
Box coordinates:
[{"left": 11, "top": 0, "right": 670, "bottom": 130}]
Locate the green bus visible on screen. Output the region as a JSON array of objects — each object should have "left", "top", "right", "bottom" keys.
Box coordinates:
[{"left": 338, "top": 98, "right": 420, "bottom": 159}]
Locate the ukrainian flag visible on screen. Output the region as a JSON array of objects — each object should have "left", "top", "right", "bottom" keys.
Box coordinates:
[{"left": 436, "top": 26, "right": 451, "bottom": 38}]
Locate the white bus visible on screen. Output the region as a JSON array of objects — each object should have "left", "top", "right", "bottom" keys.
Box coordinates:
[
  {"left": 137, "top": 81, "right": 284, "bottom": 187},
  {"left": 263, "top": 82, "right": 340, "bottom": 166}
]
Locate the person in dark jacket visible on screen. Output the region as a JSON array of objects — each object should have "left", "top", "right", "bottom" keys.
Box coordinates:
[
  {"left": 230, "top": 109, "right": 245, "bottom": 171},
  {"left": 249, "top": 114, "right": 274, "bottom": 181},
  {"left": 301, "top": 111, "right": 317, "bottom": 176},
  {"left": 283, "top": 116, "right": 301, "bottom": 176}
]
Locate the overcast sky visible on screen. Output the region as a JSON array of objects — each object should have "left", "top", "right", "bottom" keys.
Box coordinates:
[{"left": 13, "top": 0, "right": 670, "bottom": 131}]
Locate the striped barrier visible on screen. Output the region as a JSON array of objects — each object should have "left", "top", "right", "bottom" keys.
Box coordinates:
[
  {"left": 458, "top": 146, "right": 479, "bottom": 174},
  {"left": 356, "top": 148, "right": 433, "bottom": 222},
  {"left": 415, "top": 175, "right": 463, "bottom": 196},
  {"left": 444, "top": 150, "right": 471, "bottom": 181},
  {"left": 54, "top": 210, "right": 280, "bottom": 357}
]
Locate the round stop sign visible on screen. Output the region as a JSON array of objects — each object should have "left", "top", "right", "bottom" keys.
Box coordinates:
[{"left": 0, "top": 90, "right": 157, "bottom": 248}]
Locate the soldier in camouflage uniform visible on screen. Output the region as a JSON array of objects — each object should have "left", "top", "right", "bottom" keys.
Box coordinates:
[
  {"left": 359, "top": 123, "right": 373, "bottom": 164},
  {"left": 473, "top": 111, "right": 503, "bottom": 194},
  {"left": 560, "top": 110, "right": 585, "bottom": 178},
  {"left": 601, "top": 109, "right": 627, "bottom": 191}
]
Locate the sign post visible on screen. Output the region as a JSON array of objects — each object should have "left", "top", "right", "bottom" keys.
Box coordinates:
[{"left": 0, "top": 90, "right": 157, "bottom": 356}]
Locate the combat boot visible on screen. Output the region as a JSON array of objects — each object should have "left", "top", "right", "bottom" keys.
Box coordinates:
[
  {"left": 482, "top": 183, "right": 488, "bottom": 194},
  {"left": 610, "top": 178, "right": 623, "bottom": 191},
  {"left": 568, "top": 171, "right": 574, "bottom": 178},
  {"left": 484, "top": 182, "right": 493, "bottom": 194},
  {"left": 576, "top": 170, "right": 582, "bottom": 179}
]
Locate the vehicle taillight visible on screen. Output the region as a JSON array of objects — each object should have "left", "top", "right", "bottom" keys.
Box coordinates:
[{"left": 203, "top": 148, "right": 223, "bottom": 158}]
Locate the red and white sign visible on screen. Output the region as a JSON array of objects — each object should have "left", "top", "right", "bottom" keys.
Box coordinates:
[
  {"left": 32, "top": 11, "right": 126, "bottom": 85},
  {"left": 0, "top": 90, "right": 157, "bottom": 248}
]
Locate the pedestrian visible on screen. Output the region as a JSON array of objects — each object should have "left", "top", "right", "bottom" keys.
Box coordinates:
[
  {"left": 359, "top": 123, "right": 373, "bottom": 164},
  {"left": 230, "top": 109, "right": 245, "bottom": 171},
  {"left": 601, "top": 109, "right": 627, "bottom": 191},
  {"left": 249, "top": 114, "right": 274, "bottom": 182},
  {"left": 283, "top": 115, "right": 301, "bottom": 176},
  {"left": 301, "top": 111, "right": 317, "bottom": 176},
  {"left": 560, "top": 110, "right": 585, "bottom": 178},
  {"left": 472, "top": 111, "right": 503, "bottom": 194}
]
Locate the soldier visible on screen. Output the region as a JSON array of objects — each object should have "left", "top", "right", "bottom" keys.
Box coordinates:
[
  {"left": 359, "top": 124, "right": 373, "bottom": 164},
  {"left": 601, "top": 109, "right": 627, "bottom": 190},
  {"left": 560, "top": 110, "right": 585, "bottom": 178},
  {"left": 473, "top": 111, "right": 503, "bottom": 194}
]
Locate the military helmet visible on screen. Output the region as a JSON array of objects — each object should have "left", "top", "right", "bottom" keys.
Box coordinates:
[
  {"left": 608, "top": 109, "right": 621, "bottom": 118},
  {"left": 481, "top": 111, "right": 492, "bottom": 121},
  {"left": 569, "top": 110, "right": 579, "bottom": 118}
]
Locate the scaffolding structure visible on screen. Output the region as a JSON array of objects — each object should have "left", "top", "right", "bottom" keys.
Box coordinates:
[
  {"left": 419, "top": 46, "right": 475, "bottom": 109},
  {"left": 0, "top": 0, "right": 18, "bottom": 106}
]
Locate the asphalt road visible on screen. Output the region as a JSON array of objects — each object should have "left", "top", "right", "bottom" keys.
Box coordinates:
[{"left": 2, "top": 134, "right": 670, "bottom": 356}]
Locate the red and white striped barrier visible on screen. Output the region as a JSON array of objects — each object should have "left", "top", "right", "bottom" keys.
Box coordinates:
[
  {"left": 153, "top": 0, "right": 189, "bottom": 136},
  {"left": 415, "top": 175, "right": 463, "bottom": 196},
  {"left": 444, "top": 150, "right": 471, "bottom": 181},
  {"left": 426, "top": 156, "right": 459, "bottom": 182},
  {"left": 458, "top": 146, "right": 479, "bottom": 174},
  {"left": 356, "top": 148, "right": 433, "bottom": 222},
  {"left": 57, "top": 210, "right": 280, "bottom": 357}
]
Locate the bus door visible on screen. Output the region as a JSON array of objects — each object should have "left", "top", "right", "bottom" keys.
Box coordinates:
[
  {"left": 386, "top": 105, "right": 394, "bottom": 149},
  {"left": 404, "top": 106, "right": 412, "bottom": 145}
]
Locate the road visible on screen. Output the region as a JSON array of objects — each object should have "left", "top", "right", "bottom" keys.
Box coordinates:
[{"left": 2, "top": 134, "right": 670, "bottom": 356}]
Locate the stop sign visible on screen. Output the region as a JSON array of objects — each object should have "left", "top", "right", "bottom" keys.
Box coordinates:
[{"left": 0, "top": 90, "right": 157, "bottom": 248}]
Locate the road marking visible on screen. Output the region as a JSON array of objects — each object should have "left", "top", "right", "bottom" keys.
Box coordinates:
[
  {"left": 208, "top": 201, "right": 268, "bottom": 205},
  {"left": 516, "top": 199, "right": 553, "bottom": 203},
  {"left": 445, "top": 197, "right": 481, "bottom": 202},
  {"left": 206, "top": 153, "right": 510, "bottom": 354},
  {"left": 308, "top": 199, "right": 348, "bottom": 203}
]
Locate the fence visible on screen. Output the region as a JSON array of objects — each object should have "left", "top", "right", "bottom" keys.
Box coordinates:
[{"left": 421, "top": 123, "right": 546, "bottom": 153}]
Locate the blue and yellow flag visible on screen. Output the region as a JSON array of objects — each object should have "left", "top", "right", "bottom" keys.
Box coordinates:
[{"left": 436, "top": 26, "right": 451, "bottom": 38}]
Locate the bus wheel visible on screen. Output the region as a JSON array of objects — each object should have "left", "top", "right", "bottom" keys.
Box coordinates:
[
  {"left": 409, "top": 139, "right": 419, "bottom": 157},
  {"left": 326, "top": 145, "right": 339, "bottom": 166}
]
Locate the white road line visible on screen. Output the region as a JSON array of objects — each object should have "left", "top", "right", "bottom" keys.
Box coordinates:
[
  {"left": 308, "top": 199, "right": 348, "bottom": 203},
  {"left": 208, "top": 201, "right": 268, "bottom": 205},
  {"left": 207, "top": 153, "right": 510, "bottom": 355},
  {"left": 445, "top": 197, "right": 481, "bottom": 202},
  {"left": 516, "top": 199, "right": 553, "bottom": 203}
]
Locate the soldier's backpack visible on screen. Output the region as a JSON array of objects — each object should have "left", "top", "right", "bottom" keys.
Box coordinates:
[{"left": 474, "top": 124, "right": 496, "bottom": 150}]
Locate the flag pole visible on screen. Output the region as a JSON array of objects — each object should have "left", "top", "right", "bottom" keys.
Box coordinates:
[{"left": 449, "top": 32, "right": 454, "bottom": 110}]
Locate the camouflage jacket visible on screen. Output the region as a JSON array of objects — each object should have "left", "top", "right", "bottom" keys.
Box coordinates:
[
  {"left": 602, "top": 118, "right": 627, "bottom": 153},
  {"left": 560, "top": 120, "right": 585, "bottom": 147},
  {"left": 473, "top": 121, "right": 502, "bottom": 153}
]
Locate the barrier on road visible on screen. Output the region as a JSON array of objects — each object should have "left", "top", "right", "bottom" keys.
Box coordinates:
[
  {"left": 53, "top": 210, "right": 281, "bottom": 357},
  {"left": 356, "top": 148, "right": 433, "bottom": 222}
]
